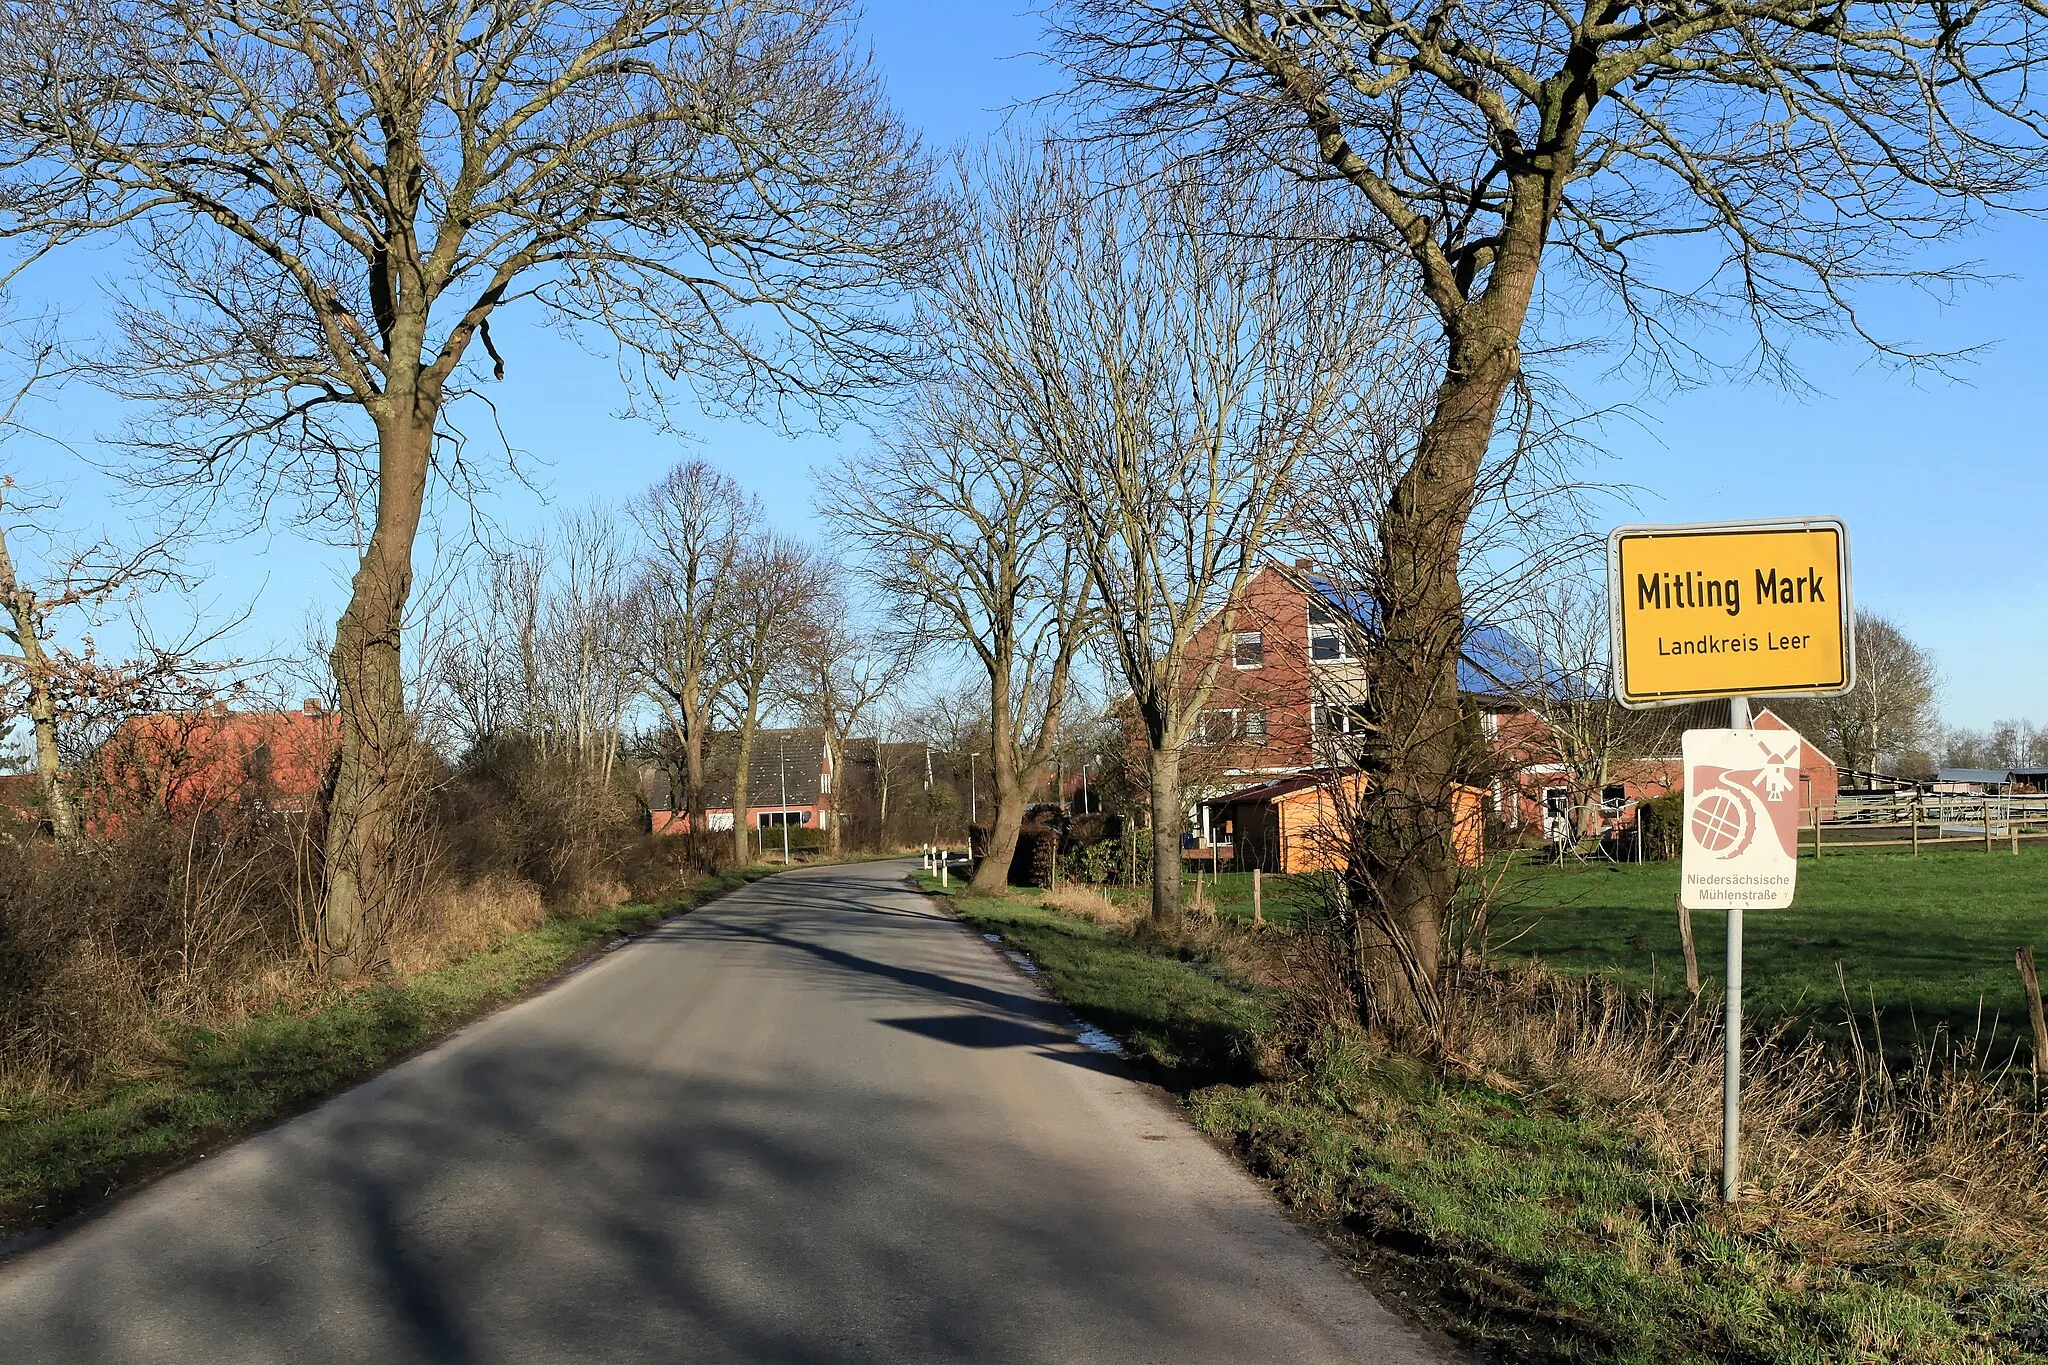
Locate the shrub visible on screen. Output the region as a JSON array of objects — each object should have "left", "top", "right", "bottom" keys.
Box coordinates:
[
  {"left": 1636, "top": 792, "right": 1683, "bottom": 860},
  {"left": 1061, "top": 838, "right": 1123, "bottom": 885}
]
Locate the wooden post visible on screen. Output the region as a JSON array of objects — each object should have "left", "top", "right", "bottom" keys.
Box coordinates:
[
  {"left": 2016, "top": 947, "right": 2048, "bottom": 1093},
  {"left": 1252, "top": 867, "right": 1264, "bottom": 926},
  {"left": 2012, "top": 798, "right": 2021, "bottom": 855},
  {"left": 1813, "top": 804, "right": 1822, "bottom": 860},
  {"left": 1910, "top": 798, "right": 1919, "bottom": 857},
  {"left": 1677, "top": 892, "right": 1701, "bottom": 998},
  {"left": 1987, "top": 800, "right": 1996, "bottom": 854}
]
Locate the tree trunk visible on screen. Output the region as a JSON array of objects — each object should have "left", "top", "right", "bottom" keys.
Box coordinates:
[
  {"left": 729, "top": 711, "right": 760, "bottom": 867},
  {"left": 1358, "top": 326, "right": 1519, "bottom": 1020},
  {"left": 22, "top": 657, "right": 79, "bottom": 842},
  {"left": 1148, "top": 744, "right": 1184, "bottom": 923},
  {"left": 320, "top": 409, "right": 432, "bottom": 978},
  {"left": 971, "top": 737, "right": 1030, "bottom": 893},
  {"left": 0, "top": 533, "right": 80, "bottom": 842}
]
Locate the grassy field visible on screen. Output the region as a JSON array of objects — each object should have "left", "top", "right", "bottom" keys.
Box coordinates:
[
  {"left": 0, "top": 864, "right": 786, "bottom": 1238},
  {"left": 922, "top": 874, "right": 2048, "bottom": 1363},
  {"left": 1494, "top": 845, "right": 2048, "bottom": 1054},
  {"left": 1151, "top": 847, "right": 2048, "bottom": 1058}
]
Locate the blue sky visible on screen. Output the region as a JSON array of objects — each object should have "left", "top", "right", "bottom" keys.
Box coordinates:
[{"left": 11, "top": 3, "right": 2042, "bottom": 730}]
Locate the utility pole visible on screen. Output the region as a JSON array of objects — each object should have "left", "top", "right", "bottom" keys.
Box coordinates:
[{"left": 779, "top": 731, "right": 791, "bottom": 866}]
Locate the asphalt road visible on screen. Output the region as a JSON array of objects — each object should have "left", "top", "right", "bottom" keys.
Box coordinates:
[{"left": 0, "top": 859, "right": 1460, "bottom": 1364}]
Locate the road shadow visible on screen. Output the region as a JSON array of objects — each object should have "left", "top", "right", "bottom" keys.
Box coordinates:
[{"left": 0, "top": 1033, "right": 1294, "bottom": 1364}]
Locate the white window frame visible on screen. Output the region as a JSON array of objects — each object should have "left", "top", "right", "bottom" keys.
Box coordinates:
[
  {"left": 1313, "top": 702, "right": 1371, "bottom": 736},
  {"left": 1308, "top": 602, "right": 1354, "bottom": 663},
  {"left": 1232, "top": 631, "right": 1265, "bottom": 669},
  {"left": 1197, "top": 707, "right": 1241, "bottom": 746}
]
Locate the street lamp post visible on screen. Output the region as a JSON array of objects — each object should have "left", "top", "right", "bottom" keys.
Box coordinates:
[
  {"left": 969, "top": 751, "right": 978, "bottom": 827},
  {"left": 779, "top": 732, "right": 791, "bottom": 866}
]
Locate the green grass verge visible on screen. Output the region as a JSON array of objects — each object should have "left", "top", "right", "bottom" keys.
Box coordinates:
[
  {"left": 921, "top": 872, "right": 2048, "bottom": 1364},
  {"left": 922, "top": 876, "right": 1275, "bottom": 1082},
  {"left": 0, "top": 864, "right": 782, "bottom": 1237}
]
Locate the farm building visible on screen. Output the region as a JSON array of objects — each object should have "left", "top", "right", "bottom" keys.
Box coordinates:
[{"left": 1934, "top": 767, "right": 2048, "bottom": 794}]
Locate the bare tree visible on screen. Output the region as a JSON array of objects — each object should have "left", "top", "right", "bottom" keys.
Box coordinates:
[
  {"left": 1943, "top": 718, "right": 2043, "bottom": 773},
  {"left": 714, "top": 534, "right": 827, "bottom": 866},
  {"left": 821, "top": 373, "right": 1094, "bottom": 889},
  {"left": 626, "top": 461, "right": 756, "bottom": 861},
  {"left": 0, "top": 320, "right": 199, "bottom": 840},
  {"left": 776, "top": 586, "right": 892, "bottom": 857},
  {"left": 1495, "top": 575, "right": 1681, "bottom": 838},
  {"left": 1056, "top": 0, "right": 2048, "bottom": 1005},
  {"left": 1775, "top": 611, "right": 1939, "bottom": 780},
  {"left": 0, "top": 0, "right": 933, "bottom": 971},
  {"left": 938, "top": 143, "right": 1413, "bottom": 921}
]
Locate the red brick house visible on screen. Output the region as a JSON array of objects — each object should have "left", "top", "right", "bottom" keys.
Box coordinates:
[
  {"left": 1170, "top": 561, "right": 1374, "bottom": 839},
  {"left": 1147, "top": 560, "right": 1843, "bottom": 854},
  {"left": 1483, "top": 703, "right": 1840, "bottom": 840}
]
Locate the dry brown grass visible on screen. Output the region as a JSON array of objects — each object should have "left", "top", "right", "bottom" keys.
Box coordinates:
[
  {"left": 1441, "top": 965, "right": 2048, "bottom": 1270},
  {"left": 1040, "top": 882, "right": 1143, "bottom": 930},
  {"left": 384, "top": 875, "right": 547, "bottom": 979}
]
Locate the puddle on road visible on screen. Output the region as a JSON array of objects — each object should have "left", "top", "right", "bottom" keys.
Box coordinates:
[
  {"left": 1071, "top": 1023, "right": 1127, "bottom": 1056},
  {"left": 990, "top": 937, "right": 1128, "bottom": 1057}
]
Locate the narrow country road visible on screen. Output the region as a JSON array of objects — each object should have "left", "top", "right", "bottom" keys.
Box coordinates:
[{"left": 0, "top": 860, "right": 1460, "bottom": 1364}]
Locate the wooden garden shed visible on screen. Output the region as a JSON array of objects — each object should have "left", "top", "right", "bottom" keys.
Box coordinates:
[{"left": 1206, "top": 771, "right": 1485, "bottom": 875}]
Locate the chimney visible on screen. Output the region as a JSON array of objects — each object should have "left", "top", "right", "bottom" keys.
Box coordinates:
[
  {"left": 1292, "top": 557, "right": 1313, "bottom": 571},
  {"left": 302, "top": 698, "right": 324, "bottom": 717},
  {"left": 210, "top": 700, "right": 229, "bottom": 717}
]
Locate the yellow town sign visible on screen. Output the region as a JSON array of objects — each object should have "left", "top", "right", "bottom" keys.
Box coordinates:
[{"left": 1607, "top": 518, "right": 1854, "bottom": 708}]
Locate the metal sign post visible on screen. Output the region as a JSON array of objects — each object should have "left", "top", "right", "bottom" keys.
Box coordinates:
[
  {"left": 1723, "top": 694, "right": 1749, "bottom": 1204},
  {"left": 1606, "top": 519, "right": 1856, "bottom": 1207}
]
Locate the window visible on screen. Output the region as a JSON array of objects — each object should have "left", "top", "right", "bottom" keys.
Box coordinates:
[
  {"left": 1602, "top": 784, "right": 1628, "bottom": 813},
  {"left": 1308, "top": 602, "right": 1353, "bottom": 662},
  {"left": 1313, "top": 702, "right": 1372, "bottom": 737},
  {"left": 1241, "top": 710, "right": 1267, "bottom": 742},
  {"left": 1232, "top": 631, "right": 1264, "bottom": 668},
  {"left": 757, "top": 810, "right": 806, "bottom": 828},
  {"left": 1197, "top": 708, "right": 1240, "bottom": 746}
]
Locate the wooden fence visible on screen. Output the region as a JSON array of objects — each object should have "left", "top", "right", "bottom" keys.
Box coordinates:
[{"left": 1802, "top": 791, "right": 2048, "bottom": 856}]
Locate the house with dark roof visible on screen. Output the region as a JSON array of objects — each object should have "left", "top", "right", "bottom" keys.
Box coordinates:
[
  {"left": 1140, "top": 559, "right": 1542, "bottom": 850},
  {"left": 644, "top": 727, "right": 836, "bottom": 835}
]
